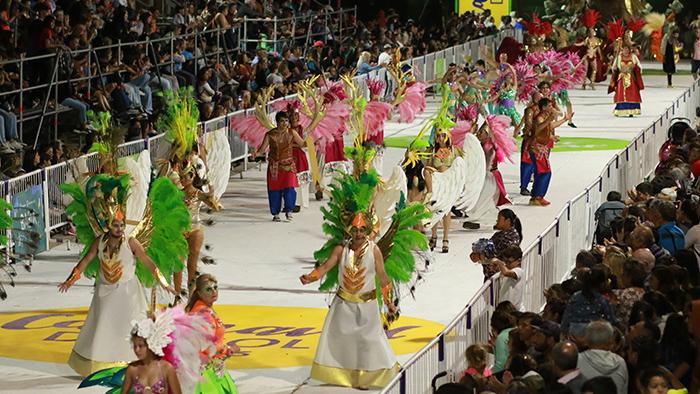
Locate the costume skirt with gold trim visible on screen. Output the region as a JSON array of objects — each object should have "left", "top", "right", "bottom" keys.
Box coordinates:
[
  {"left": 614, "top": 102, "right": 642, "bottom": 117},
  {"left": 310, "top": 294, "right": 398, "bottom": 388},
  {"left": 69, "top": 276, "right": 148, "bottom": 376}
]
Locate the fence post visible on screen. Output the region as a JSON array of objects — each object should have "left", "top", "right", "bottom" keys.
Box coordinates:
[
  {"left": 170, "top": 32, "right": 175, "bottom": 74},
  {"left": 339, "top": 8, "right": 343, "bottom": 42},
  {"left": 243, "top": 16, "right": 248, "bottom": 52},
  {"left": 117, "top": 39, "right": 122, "bottom": 70},
  {"left": 87, "top": 45, "right": 92, "bottom": 100},
  {"left": 273, "top": 17, "right": 279, "bottom": 53},
  {"left": 19, "top": 55, "right": 24, "bottom": 141},
  {"left": 54, "top": 60, "right": 59, "bottom": 141},
  {"left": 216, "top": 30, "right": 221, "bottom": 65},
  {"left": 5, "top": 182, "right": 11, "bottom": 266},
  {"left": 41, "top": 170, "right": 51, "bottom": 249}
]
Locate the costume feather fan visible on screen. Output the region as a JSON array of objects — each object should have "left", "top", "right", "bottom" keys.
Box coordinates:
[
  {"left": 606, "top": 19, "right": 625, "bottom": 42},
  {"left": 397, "top": 81, "right": 427, "bottom": 123},
  {"left": 485, "top": 115, "right": 518, "bottom": 164},
  {"left": 157, "top": 88, "right": 199, "bottom": 160},
  {"left": 229, "top": 113, "right": 269, "bottom": 149},
  {"left": 580, "top": 9, "right": 601, "bottom": 29}
]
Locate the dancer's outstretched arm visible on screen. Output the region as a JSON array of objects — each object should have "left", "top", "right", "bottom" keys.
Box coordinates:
[
  {"left": 58, "top": 238, "right": 99, "bottom": 292},
  {"left": 129, "top": 237, "right": 176, "bottom": 294},
  {"left": 374, "top": 245, "right": 397, "bottom": 314},
  {"left": 300, "top": 244, "right": 343, "bottom": 284}
]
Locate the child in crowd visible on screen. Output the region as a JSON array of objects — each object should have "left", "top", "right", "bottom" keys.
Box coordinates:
[
  {"left": 594, "top": 191, "right": 625, "bottom": 244},
  {"left": 495, "top": 245, "right": 524, "bottom": 311},
  {"left": 461, "top": 344, "right": 492, "bottom": 381},
  {"left": 470, "top": 238, "right": 497, "bottom": 282}
]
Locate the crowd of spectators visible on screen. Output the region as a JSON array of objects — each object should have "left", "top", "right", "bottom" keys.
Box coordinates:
[
  {"left": 438, "top": 118, "right": 700, "bottom": 394},
  {"left": 0, "top": 0, "right": 503, "bottom": 177}
]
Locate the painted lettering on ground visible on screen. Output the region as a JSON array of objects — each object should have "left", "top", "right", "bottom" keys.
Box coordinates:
[{"left": 0, "top": 304, "right": 443, "bottom": 369}]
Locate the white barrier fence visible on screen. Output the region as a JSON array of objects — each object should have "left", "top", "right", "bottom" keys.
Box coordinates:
[
  {"left": 0, "top": 29, "right": 520, "bottom": 253},
  {"left": 379, "top": 80, "right": 700, "bottom": 394}
]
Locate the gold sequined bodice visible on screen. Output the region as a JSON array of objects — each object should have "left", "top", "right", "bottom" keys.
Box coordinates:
[
  {"left": 97, "top": 236, "right": 134, "bottom": 285},
  {"left": 338, "top": 241, "right": 376, "bottom": 295}
]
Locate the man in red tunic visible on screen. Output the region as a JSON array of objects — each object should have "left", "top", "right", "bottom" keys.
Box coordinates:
[{"left": 255, "top": 111, "right": 306, "bottom": 221}]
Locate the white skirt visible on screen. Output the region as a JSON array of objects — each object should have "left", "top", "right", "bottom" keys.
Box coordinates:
[
  {"left": 311, "top": 295, "right": 399, "bottom": 388},
  {"left": 69, "top": 276, "right": 148, "bottom": 376}
]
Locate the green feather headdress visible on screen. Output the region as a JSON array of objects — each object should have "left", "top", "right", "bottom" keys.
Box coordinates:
[
  {"left": 86, "top": 111, "right": 127, "bottom": 172},
  {"left": 157, "top": 87, "right": 199, "bottom": 160},
  {"left": 61, "top": 173, "right": 130, "bottom": 280},
  {"left": 402, "top": 84, "right": 456, "bottom": 169}
]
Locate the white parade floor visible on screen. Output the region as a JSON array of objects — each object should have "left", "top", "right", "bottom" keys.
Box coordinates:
[{"left": 0, "top": 68, "right": 695, "bottom": 394}]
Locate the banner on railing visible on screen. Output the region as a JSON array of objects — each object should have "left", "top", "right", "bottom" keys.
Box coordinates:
[
  {"left": 457, "top": 0, "right": 512, "bottom": 24},
  {"left": 12, "top": 185, "right": 47, "bottom": 254}
]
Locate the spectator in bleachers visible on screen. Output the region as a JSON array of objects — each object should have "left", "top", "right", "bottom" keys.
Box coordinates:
[
  {"left": 595, "top": 191, "right": 626, "bottom": 244},
  {"left": 356, "top": 51, "right": 379, "bottom": 74},
  {"left": 0, "top": 105, "right": 21, "bottom": 152},
  {"left": 551, "top": 341, "right": 586, "bottom": 393},
  {"left": 197, "top": 66, "right": 219, "bottom": 119},
  {"left": 577, "top": 321, "right": 629, "bottom": 394},
  {"left": 560, "top": 267, "right": 619, "bottom": 338},
  {"left": 647, "top": 199, "right": 685, "bottom": 256},
  {"left": 611, "top": 259, "right": 646, "bottom": 329},
  {"left": 491, "top": 309, "right": 516, "bottom": 374}
]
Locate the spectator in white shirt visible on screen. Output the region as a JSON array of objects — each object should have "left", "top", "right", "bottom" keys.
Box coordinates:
[
  {"left": 495, "top": 245, "right": 524, "bottom": 311},
  {"left": 378, "top": 44, "right": 393, "bottom": 67}
]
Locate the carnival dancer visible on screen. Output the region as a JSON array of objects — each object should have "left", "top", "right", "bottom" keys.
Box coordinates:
[
  {"left": 120, "top": 324, "right": 183, "bottom": 394},
  {"left": 462, "top": 115, "right": 517, "bottom": 230},
  {"left": 536, "top": 81, "right": 563, "bottom": 124},
  {"left": 609, "top": 45, "right": 644, "bottom": 117},
  {"left": 527, "top": 98, "right": 572, "bottom": 206},
  {"left": 59, "top": 173, "right": 191, "bottom": 376},
  {"left": 157, "top": 89, "right": 225, "bottom": 301},
  {"left": 301, "top": 213, "right": 399, "bottom": 389},
  {"left": 301, "top": 78, "right": 429, "bottom": 389},
  {"left": 481, "top": 115, "right": 516, "bottom": 208},
  {"left": 232, "top": 80, "right": 348, "bottom": 203},
  {"left": 409, "top": 86, "right": 475, "bottom": 250},
  {"left": 661, "top": 28, "right": 682, "bottom": 88},
  {"left": 186, "top": 274, "right": 240, "bottom": 393},
  {"left": 317, "top": 80, "right": 353, "bottom": 198},
  {"left": 288, "top": 103, "right": 312, "bottom": 211},
  {"left": 471, "top": 60, "right": 495, "bottom": 115},
  {"left": 519, "top": 92, "right": 542, "bottom": 196},
  {"left": 363, "top": 78, "right": 393, "bottom": 178},
  {"left": 387, "top": 49, "right": 427, "bottom": 124},
  {"left": 579, "top": 10, "right": 605, "bottom": 89},
  {"left": 492, "top": 70, "right": 522, "bottom": 133},
  {"left": 255, "top": 111, "right": 306, "bottom": 221},
  {"left": 78, "top": 305, "right": 218, "bottom": 394},
  {"left": 427, "top": 128, "right": 457, "bottom": 253},
  {"left": 543, "top": 53, "right": 585, "bottom": 129},
  {"left": 457, "top": 73, "right": 486, "bottom": 130}
]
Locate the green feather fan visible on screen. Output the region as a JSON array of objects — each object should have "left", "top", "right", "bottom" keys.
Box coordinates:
[
  {"left": 134, "top": 177, "right": 191, "bottom": 287},
  {"left": 157, "top": 87, "right": 199, "bottom": 160},
  {"left": 60, "top": 182, "right": 101, "bottom": 279},
  {"left": 375, "top": 197, "right": 430, "bottom": 305},
  {"left": 79, "top": 365, "right": 125, "bottom": 393}
]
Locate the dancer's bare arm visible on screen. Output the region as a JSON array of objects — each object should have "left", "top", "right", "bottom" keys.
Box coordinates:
[
  {"left": 300, "top": 244, "right": 343, "bottom": 284},
  {"left": 58, "top": 238, "right": 99, "bottom": 292}
]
